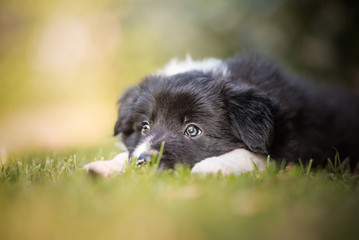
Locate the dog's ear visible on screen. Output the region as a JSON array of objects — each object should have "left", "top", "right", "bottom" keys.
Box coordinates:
[
  {"left": 114, "top": 86, "right": 140, "bottom": 136},
  {"left": 226, "top": 88, "right": 278, "bottom": 153}
]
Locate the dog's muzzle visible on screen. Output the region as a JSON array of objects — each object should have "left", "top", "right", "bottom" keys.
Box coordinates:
[{"left": 136, "top": 153, "right": 157, "bottom": 167}]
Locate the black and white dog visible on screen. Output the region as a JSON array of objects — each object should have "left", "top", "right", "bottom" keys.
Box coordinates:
[{"left": 84, "top": 55, "right": 359, "bottom": 177}]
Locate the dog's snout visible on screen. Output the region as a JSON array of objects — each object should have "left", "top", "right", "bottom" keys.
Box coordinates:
[
  {"left": 136, "top": 151, "right": 158, "bottom": 167},
  {"left": 138, "top": 153, "right": 153, "bottom": 161}
]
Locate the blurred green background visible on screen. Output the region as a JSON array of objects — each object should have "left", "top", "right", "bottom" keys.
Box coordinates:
[{"left": 0, "top": 0, "right": 358, "bottom": 153}]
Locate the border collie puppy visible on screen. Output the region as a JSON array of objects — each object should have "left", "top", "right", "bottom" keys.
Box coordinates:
[{"left": 84, "top": 55, "right": 359, "bottom": 177}]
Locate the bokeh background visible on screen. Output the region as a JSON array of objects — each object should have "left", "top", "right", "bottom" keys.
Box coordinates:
[{"left": 0, "top": 0, "right": 358, "bottom": 153}]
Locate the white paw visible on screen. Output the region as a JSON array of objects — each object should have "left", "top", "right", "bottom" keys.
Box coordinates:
[
  {"left": 83, "top": 152, "right": 129, "bottom": 178},
  {"left": 191, "top": 148, "right": 266, "bottom": 176}
]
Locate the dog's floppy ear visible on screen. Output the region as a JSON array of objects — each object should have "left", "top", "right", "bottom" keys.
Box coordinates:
[
  {"left": 114, "top": 86, "right": 140, "bottom": 136},
  {"left": 226, "top": 88, "right": 278, "bottom": 153}
]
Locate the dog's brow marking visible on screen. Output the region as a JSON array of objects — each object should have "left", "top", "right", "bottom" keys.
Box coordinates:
[
  {"left": 132, "top": 136, "right": 153, "bottom": 158},
  {"left": 158, "top": 55, "right": 228, "bottom": 76}
]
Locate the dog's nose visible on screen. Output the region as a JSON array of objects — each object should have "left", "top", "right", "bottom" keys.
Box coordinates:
[
  {"left": 139, "top": 153, "right": 153, "bottom": 161},
  {"left": 136, "top": 153, "right": 154, "bottom": 167}
]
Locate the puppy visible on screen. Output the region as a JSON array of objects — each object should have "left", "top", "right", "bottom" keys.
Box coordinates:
[{"left": 84, "top": 55, "right": 359, "bottom": 177}]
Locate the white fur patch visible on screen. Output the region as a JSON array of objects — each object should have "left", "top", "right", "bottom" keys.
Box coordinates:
[
  {"left": 158, "top": 55, "right": 228, "bottom": 76},
  {"left": 115, "top": 138, "right": 128, "bottom": 152},
  {"left": 191, "top": 148, "right": 266, "bottom": 176},
  {"left": 132, "top": 136, "right": 153, "bottom": 158},
  {"left": 83, "top": 152, "right": 129, "bottom": 178}
]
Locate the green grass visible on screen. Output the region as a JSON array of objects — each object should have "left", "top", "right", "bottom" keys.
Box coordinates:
[{"left": 1, "top": 146, "right": 359, "bottom": 240}]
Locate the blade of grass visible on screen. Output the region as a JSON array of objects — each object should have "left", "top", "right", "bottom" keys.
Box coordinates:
[
  {"left": 328, "top": 158, "right": 337, "bottom": 174},
  {"left": 335, "top": 152, "right": 343, "bottom": 176},
  {"left": 250, "top": 158, "right": 259, "bottom": 172},
  {"left": 306, "top": 159, "right": 313, "bottom": 176},
  {"left": 154, "top": 141, "right": 165, "bottom": 168},
  {"left": 298, "top": 159, "right": 305, "bottom": 174}
]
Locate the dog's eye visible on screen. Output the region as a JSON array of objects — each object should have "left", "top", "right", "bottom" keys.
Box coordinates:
[
  {"left": 185, "top": 124, "right": 202, "bottom": 137},
  {"left": 141, "top": 123, "right": 150, "bottom": 134}
]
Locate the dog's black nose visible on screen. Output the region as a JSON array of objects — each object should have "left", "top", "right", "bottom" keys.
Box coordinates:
[
  {"left": 139, "top": 153, "right": 153, "bottom": 161},
  {"left": 136, "top": 153, "right": 154, "bottom": 167}
]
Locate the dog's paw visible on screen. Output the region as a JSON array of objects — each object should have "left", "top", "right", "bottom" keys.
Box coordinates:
[
  {"left": 83, "top": 152, "right": 128, "bottom": 178},
  {"left": 191, "top": 148, "right": 266, "bottom": 176}
]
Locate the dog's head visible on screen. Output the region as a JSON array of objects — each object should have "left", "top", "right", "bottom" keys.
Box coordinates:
[{"left": 114, "top": 58, "right": 277, "bottom": 168}]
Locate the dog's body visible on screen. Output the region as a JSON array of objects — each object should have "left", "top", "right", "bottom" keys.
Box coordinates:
[{"left": 85, "top": 56, "right": 359, "bottom": 176}]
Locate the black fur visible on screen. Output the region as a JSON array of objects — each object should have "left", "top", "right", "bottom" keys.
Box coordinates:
[{"left": 114, "top": 56, "right": 359, "bottom": 169}]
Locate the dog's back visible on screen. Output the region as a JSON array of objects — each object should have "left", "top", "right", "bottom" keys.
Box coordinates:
[{"left": 226, "top": 56, "right": 359, "bottom": 167}]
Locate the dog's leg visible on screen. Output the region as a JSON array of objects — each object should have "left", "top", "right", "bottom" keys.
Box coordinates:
[
  {"left": 191, "top": 148, "right": 266, "bottom": 176},
  {"left": 83, "top": 152, "right": 128, "bottom": 178}
]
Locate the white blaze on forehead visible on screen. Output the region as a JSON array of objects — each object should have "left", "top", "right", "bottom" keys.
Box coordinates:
[
  {"left": 158, "top": 55, "right": 228, "bottom": 76},
  {"left": 132, "top": 136, "right": 153, "bottom": 158}
]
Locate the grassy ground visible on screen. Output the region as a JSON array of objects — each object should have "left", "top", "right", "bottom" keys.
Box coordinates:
[{"left": 1, "top": 145, "right": 359, "bottom": 240}]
